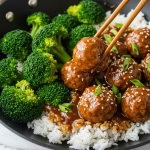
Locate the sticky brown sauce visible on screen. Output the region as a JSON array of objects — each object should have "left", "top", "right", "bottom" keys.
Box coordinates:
[
  {"left": 44, "top": 93, "right": 82, "bottom": 129},
  {"left": 119, "top": 28, "right": 134, "bottom": 45},
  {"left": 112, "top": 110, "right": 128, "bottom": 124},
  {"left": 94, "top": 71, "right": 112, "bottom": 90},
  {"left": 45, "top": 71, "right": 129, "bottom": 131}
]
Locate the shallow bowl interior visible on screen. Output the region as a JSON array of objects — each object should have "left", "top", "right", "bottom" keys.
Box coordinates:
[{"left": 0, "top": 0, "right": 150, "bottom": 149}]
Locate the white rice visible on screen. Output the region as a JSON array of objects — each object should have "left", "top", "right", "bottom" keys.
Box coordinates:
[
  {"left": 28, "top": 111, "right": 150, "bottom": 150},
  {"left": 27, "top": 10, "right": 150, "bottom": 150},
  {"left": 92, "top": 10, "right": 150, "bottom": 31}
]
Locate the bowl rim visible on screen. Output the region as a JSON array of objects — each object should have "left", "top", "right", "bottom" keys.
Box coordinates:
[{"left": 1, "top": 0, "right": 150, "bottom": 149}]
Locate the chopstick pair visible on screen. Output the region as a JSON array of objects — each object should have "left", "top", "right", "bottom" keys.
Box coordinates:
[{"left": 92, "top": 0, "right": 148, "bottom": 73}]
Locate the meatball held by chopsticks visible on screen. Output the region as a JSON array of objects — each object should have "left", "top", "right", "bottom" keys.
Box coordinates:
[
  {"left": 141, "top": 53, "right": 150, "bottom": 82},
  {"left": 121, "top": 86, "right": 150, "bottom": 123},
  {"left": 106, "top": 58, "right": 142, "bottom": 91},
  {"left": 126, "top": 27, "right": 150, "bottom": 58},
  {"left": 78, "top": 85, "right": 117, "bottom": 123},
  {"left": 73, "top": 37, "right": 110, "bottom": 73},
  {"left": 61, "top": 60, "right": 94, "bottom": 91}
]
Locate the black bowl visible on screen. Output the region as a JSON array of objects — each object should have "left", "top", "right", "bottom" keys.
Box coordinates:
[{"left": 0, "top": 0, "right": 150, "bottom": 149}]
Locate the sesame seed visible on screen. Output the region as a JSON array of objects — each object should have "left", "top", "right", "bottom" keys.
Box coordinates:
[{"left": 145, "top": 45, "right": 149, "bottom": 48}]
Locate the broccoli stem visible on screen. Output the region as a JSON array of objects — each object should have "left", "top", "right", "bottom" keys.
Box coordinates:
[
  {"left": 51, "top": 47, "right": 71, "bottom": 64},
  {"left": 51, "top": 35, "right": 71, "bottom": 64},
  {"left": 30, "top": 23, "right": 39, "bottom": 38},
  {"left": 56, "top": 64, "right": 63, "bottom": 71},
  {"left": 35, "top": 26, "right": 44, "bottom": 36}
]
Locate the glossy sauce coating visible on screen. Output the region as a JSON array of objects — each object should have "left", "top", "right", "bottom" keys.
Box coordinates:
[
  {"left": 94, "top": 71, "right": 112, "bottom": 90},
  {"left": 106, "top": 58, "right": 142, "bottom": 91},
  {"left": 141, "top": 53, "right": 150, "bottom": 82},
  {"left": 95, "top": 52, "right": 111, "bottom": 72},
  {"left": 126, "top": 27, "right": 150, "bottom": 58},
  {"left": 73, "top": 37, "right": 108, "bottom": 72},
  {"left": 121, "top": 86, "right": 150, "bottom": 122},
  {"left": 61, "top": 60, "right": 94, "bottom": 91},
  {"left": 112, "top": 110, "right": 129, "bottom": 124},
  {"left": 78, "top": 86, "right": 117, "bottom": 123},
  {"left": 45, "top": 91, "right": 81, "bottom": 130},
  {"left": 101, "top": 25, "right": 134, "bottom": 45},
  {"left": 107, "top": 41, "right": 129, "bottom": 62}
]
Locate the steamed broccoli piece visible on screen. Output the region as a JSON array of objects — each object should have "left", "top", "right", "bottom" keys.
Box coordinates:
[
  {"left": 67, "top": 0, "right": 106, "bottom": 24},
  {"left": 0, "top": 57, "right": 23, "bottom": 89},
  {"left": 52, "top": 14, "right": 80, "bottom": 32},
  {"left": 0, "top": 80, "right": 43, "bottom": 123},
  {"left": 65, "top": 24, "right": 97, "bottom": 55},
  {"left": 32, "top": 23, "right": 71, "bottom": 64},
  {"left": 23, "top": 51, "right": 60, "bottom": 87},
  {"left": 0, "top": 29, "right": 32, "bottom": 61},
  {"left": 27, "top": 12, "right": 51, "bottom": 38},
  {"left": 37, "top": 81, "right": 70, "bottom": 106}
]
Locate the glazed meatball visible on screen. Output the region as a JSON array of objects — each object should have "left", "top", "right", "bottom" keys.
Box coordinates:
[
  {"left": 121, "top": 86, "right": 150, "bottom": 122},
  {"left": 78, "top": 86, "right": 117, "bottom": 123},
  {"left": 126, "top": 27, "right": 150, "bottom": 58},
  {"left": 61, "top": 60, "right": 94, "bottom": 91},
  {"left": 141, "top": 53, "right": 150, "bottom": 82},
  {"left": 101, "top": 25, "right": 134, "bottom": 45},
  {"left": 73, "top": 37, "right": 110, "bottom": 72},
  {"left": 107, "top": 41, "right": 129, "bottom": 62},
  {"left": 106, "top": 58, "right": 142, "bottom": 91},
  {"left": 95, "top": 52, "right": 111, "bottom": 72}
]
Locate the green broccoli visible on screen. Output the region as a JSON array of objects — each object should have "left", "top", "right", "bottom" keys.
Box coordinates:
[
  {"left": 65, "top": 24, "right": 97, "bottom": 55},
  {"left": 0, "top": 80, "right": 43, "bottom": 123},
  {"left": 67, "top": 0, "right": 106, "bottom": 24},
  {"left": 27, "top": 12, "right": 51, "bottom": 38},
  {"left": 37, "top": 81, "right": 70, "bottom": 106},
  {"left": 52, "top": 14, "right": 80, "bottom": 32},
  {"left": 23, "top": 51, "right": 62, "bottom": 87},
  {"left": 0, "top": 57, "right": 23, "bottom": 89},
  {"left": 0, "top": 29, "right": 32, "bottom": 61},
  {"left": 32, "top": 23, "right": 71, "bottom": 64}
]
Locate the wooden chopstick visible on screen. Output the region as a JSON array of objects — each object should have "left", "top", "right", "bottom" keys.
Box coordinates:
[
  {"left": 94, "top": 0, "right": 130, "bottom": 37},
  {"left": 91, "top": 0, "right": 148, "bottom": 73}
]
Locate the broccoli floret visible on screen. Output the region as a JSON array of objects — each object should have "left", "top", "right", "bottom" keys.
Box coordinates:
[
  {"left": 0, "top": 29, "right": 32, "bottom": 61},
  {"left": 23, "top": 51, "right": 60, "bottom": 87},
  {"left": 65, "top": 24, "right": 97, "bottom": 55},
  {"left": 0, "top": 80, "right": 43, "bottom": 123},
  {"left": 32, "top": 23, "right": 71, "bottom": 64},
  {"left": 27, "top": 12, "right": 51, "bottom": 38},
  {"left": 0, "top": 57, "right": 23, "bottom": 89},
  {"left": 37, "top": 81, "right": 70, "bottom": 106},
  {"left": 67, "top": 0, "right": 106, "bottom": 24},
  {"left": 52, "top": 14, "right": 80, "bottom": 32}
]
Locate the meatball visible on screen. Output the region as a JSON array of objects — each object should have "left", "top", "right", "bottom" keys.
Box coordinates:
[
  {"left": 78, "top": 86, "right": 117, "bottom": 123},
  {"left": 126, "top": 27, "right": 150, "bottom": 58},
  {"left": 101, "top": 25, "right": 134, "bottom": 45},
  {"left": 95, "top": 52, "right": 111, "bottom": 72},
  {"left": 106, "top": 58, "right": 142, "bottom": 91},
  {"left": 121, "top": 86, "right": 150, "bottom": 122},
  {"left": 73, "top": 37, "right": 110, "bottom": 72},
  {"left": 61, "top": 60, "right": 94, "bottom": 91},
  {"left": 141, "top": 53, "right": 150, "bottom": 82},
  {"left": 108, "top": 41, "right": 129, "bottom": 62}
]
